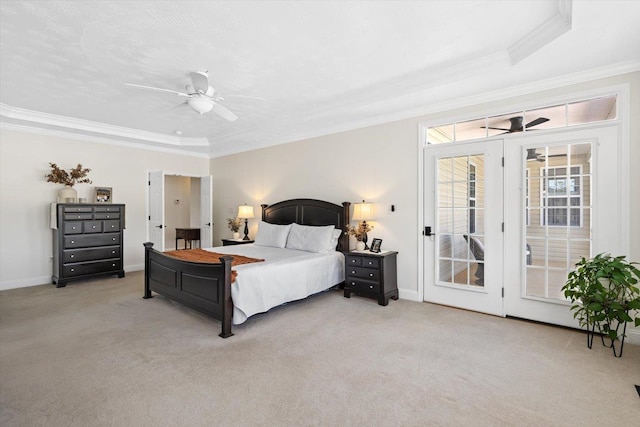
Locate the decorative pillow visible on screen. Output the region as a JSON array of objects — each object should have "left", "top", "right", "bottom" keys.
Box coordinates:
[
  {"left": 254, "top": 221, "right": 292, "bottom": 248},
  {"left": 285, "top": 223, "right": 336, "bottom": 253},
  {"left": 328, "top": 228, "right": 343, "bottom": 251}
]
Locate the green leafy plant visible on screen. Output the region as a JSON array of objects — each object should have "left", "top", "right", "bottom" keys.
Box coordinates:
[{"left": 562, "top": 253, "right": 640, "bottom": 356}]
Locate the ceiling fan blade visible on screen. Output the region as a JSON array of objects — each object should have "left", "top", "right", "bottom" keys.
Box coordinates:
[
  {"left": 525, "top": 117, "right": 549, "bottom": 128},
  {"left": 481, "top": 126, "right": 511, "bottom": 131},
  {"left": 190, "top": 71, "right": 210, "bottom": 94},
  {"left": 220, "top": 94, "right": 267, "bottom": 102},
  {"left": 211, "top": 102, "right": 238, "bottom": 121},
  {"left": 125, "top": 83, "right": 189, "bottom": 97}
]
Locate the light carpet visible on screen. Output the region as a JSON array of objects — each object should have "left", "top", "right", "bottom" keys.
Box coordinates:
[{"left": 1, "top": 271, "right": 639, "bottom": 426}]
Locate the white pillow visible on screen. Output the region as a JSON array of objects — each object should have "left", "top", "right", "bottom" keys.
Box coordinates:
[
  {"left": 254, "top": 221, "right": 292, "bottom": 248},
  {"left": 285, "top": 223, "right": 336, "bottom": 253}
]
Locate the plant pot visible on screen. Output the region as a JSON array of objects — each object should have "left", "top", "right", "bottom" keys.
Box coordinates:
[
  {"left": 233, "top": 232, "right": 240, "bottom": 240},
  {"left": 355, "top": 240, "right": 365, "bottom": 251},
  {"left": 57, "top": 185, "right": 77, "bottom": 203}
]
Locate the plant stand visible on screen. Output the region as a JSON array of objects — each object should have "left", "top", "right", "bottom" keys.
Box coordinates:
[{"left": 586, "top": 313, "right": 628, "bottom": 358}]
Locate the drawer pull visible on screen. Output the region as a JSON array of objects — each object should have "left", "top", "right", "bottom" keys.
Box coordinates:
[
  {"left": 71, "top": 268, "right": 75, "bottom": 272},
  {"left": 92, "top": 226, "right": 96, "bottom": 229},
  {"left": 106, "top": 215, "right": 110, "bottom": 218},
  {"left": 369, "top": 273, "right": 374, "bottom": 277},
  {"left": 351, "top": 259, "right": 356, "bottom": 263},
  {"left": 72, "top": 226, "right": 76, "bottom": 230},
  {"left": 71, "top": 240, "right": 74, "bottom": 243},
  {"left": 77, "top": 215, "right": 81, "bottom": 218},
  {"left": 112, "top": 238, "right": 116, "bottom": 241},
  {"left": 368, "top": 261, "right": 373, "bottom": 265},
  {"left": 351, "top": 270, "right": 356, "bottom": 274},
  {"left": 70, "top": 255, "right": 74, "bottom": 258},
  {"left": 111, "top": 225, "right": 115, "bottom": 228},
  {"left": 112, "top": 264, "right": 116, "bottom": 267},
  {"left": 369, "top": 285, "right": 373, "bottom": 289},
  {"left": 112, "top": 251, "right": 116, "bottom": 254}
]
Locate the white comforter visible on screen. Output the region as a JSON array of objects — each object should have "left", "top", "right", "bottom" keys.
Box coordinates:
[{"left": 207, "top": 244, "right": 345, "bottom": 324}]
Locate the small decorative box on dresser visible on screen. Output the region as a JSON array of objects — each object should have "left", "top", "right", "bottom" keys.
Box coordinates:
[
  {"left": 221, "top": 239, "right": 255, "bottom": 246},
  {"left": 344, "top": 251, "right": 399, "bottom": 305},
  {"left": 52, "top": 203, "right": 125, "bottom": 288}
]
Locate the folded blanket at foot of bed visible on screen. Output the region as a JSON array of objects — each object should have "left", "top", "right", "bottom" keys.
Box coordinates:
[{"left": 163, "top": 249, "right": 264, "bottom": 283}]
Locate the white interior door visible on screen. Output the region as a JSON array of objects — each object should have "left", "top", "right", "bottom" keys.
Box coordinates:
[
  {"left": 423, "top": 140, "right": 504, "bottom": 316},
  {"left": 503, "top": 125, "right": 623, "bottom": 327},
  {"left": 200, "top": 175, "right": 213, "bottom": 248},
  {"left": 147, "top": 170, "right": 165, "bottom": 251}
]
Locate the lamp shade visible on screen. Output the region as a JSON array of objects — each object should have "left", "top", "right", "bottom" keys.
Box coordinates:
[
  {"left": 237, "top": 205, "right": 255, "bottom": 219},
  {"left": 352, "top": 202, "right": 374, "bottom": 221}
]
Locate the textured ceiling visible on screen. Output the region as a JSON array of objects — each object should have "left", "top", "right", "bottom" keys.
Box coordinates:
[{"left": 1, "top": 1, "right": 639, "bottom": 157}]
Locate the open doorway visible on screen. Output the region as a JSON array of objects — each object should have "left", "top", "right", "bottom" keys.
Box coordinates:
[
  {"left": 147, "top": 171, "right": 213, "bottom": 251},
  {"left": 164, "top": 175, "right": 201, "bottom": 250}
]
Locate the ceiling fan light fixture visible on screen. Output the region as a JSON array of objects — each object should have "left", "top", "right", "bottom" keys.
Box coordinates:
[{"left": 188, "top": 97, "right": 213, "bottom": 114}]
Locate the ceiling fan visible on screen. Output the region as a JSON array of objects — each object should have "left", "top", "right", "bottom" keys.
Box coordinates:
[
  {"left": 526, "top": 148, "right": 568, "bottom": 162},
  {"left": 482, "top": 116, "right": 549, "bottom": 134},
  {"left": 126, "top": 71, "right": 262, "bottom": 121}
]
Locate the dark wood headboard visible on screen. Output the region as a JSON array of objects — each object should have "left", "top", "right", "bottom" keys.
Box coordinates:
[{"left": 261, "top": 198, "right": 351, "bottom": 252}]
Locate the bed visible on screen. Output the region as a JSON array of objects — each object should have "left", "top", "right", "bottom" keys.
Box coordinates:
[{"left": 143, "top": 198, "right": 350, "bottom": 338}]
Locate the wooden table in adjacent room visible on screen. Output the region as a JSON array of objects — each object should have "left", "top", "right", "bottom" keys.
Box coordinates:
[{"left": 175, "top": 228, "right": 200, "bottom": 249}]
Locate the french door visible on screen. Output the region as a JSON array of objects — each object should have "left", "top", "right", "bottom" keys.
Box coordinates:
[
  {"left": 423, "top": 124, "right": 623, "bottom": 328},
  {"left": 423, "top": 140, "right": 504, "bottom": 316},
  {"left": 503, "top": 125, "right": 622, "bottom": 327}
]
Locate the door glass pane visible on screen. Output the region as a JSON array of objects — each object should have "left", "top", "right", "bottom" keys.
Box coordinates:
[
  {"left": 437, "top": 153, "right": 485, "bottom": 288},
  {"left": 524, "top": 142, "right": 592, "bottom": 300}
]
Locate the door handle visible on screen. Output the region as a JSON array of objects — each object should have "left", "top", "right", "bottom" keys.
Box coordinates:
[
  {"left": 155, "top": 224, "right": 163, "bottom": 229},
  {"left": 423, "top": 226, "right": 435, "bottom": 236},
  {"left": 206, "top": 223, "right": 211, "bottom": 226}
]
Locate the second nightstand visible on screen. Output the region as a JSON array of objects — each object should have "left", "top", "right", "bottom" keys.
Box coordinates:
[
  {"left": 221, "top": 238, "right": 255, "bottom": 246},
  {"left": 344, "top": 251, "right": 398, "bottom": 305}
]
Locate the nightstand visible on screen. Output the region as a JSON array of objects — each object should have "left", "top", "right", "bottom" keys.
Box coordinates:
[
  {"left": 344, "top": 251, "right": 398, "bottom": 305},
  {"left": 221, "top": 238, "right": 254, "bottom": 246}
]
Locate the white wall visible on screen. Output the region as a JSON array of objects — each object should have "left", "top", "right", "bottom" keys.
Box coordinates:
[
  {"left": 0, "top": 130, "right": 209, "bottom": 289},
  {"left": 210, "top": 71, "right": 640, "bottom": 339}
]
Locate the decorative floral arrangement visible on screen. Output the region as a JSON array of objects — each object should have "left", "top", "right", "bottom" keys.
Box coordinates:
[
  {"left": 346, "top": 222, "right": 373, "bottom": 241},
  {"left": 45, "top": 163, "right": 92, "bottom": 187},
  {"left": 227, "top": 217, "right": 243, "bottom": 232}
]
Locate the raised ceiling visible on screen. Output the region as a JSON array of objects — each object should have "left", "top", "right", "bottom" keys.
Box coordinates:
[{"left": 1, "top": 1, "right": 639, "bottom": 158}]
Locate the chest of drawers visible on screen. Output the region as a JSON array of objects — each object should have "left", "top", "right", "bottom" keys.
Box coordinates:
[
  {"left": 52, "top": 203, "right": 125, "bottom": 287},
  {"left": 344, "top": 251, "right": 398, "bottom": 305}
]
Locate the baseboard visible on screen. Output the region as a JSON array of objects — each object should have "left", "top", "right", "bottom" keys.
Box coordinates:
[
  {"left": 626, "top": 328, "right": 640, "bottom": 346},
  {"left": 0, "top": 276, "right": 52, "bottom": 291},
  {"left": 398, "top": 288, "right": 420, "bottom": 302},
  {"left": 0, "top": 264, "right": 145, "bottom": 291}
]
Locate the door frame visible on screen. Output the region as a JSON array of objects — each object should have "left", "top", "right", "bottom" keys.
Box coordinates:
[{"left": 417, "top": 83, "right": 631, "bottom": 320}]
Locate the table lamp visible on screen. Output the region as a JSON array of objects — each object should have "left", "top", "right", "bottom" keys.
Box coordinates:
[
  {"left": 352, "top": 200, "right": 374, "bottom": 250},
  {"left": 237, "top": 204, "right": 255, "bottom": 240}
]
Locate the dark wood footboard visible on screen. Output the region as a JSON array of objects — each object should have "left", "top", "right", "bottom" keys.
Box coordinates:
[{"left": 143, "top": 242, "right": 234, "bottom": 338}]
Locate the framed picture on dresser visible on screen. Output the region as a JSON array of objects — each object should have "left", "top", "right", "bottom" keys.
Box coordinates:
[{"left": 95, "top": 187, "right": 112, "bottom": 203}]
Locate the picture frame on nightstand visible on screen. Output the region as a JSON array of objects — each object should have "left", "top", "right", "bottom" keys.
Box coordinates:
[{"left": 370, "top": 238, "right": 382, "bottom": 253}]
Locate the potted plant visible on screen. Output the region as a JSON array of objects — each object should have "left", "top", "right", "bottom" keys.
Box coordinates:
[
  {"left": 346, "top": 222, "right": 373, "bottom": 251},
  {"left": 562, "top": 253, "right": 640, "bottom": 357},
  {"left": 46, "top": 163, "right": 92, "bottom": 203},
  {"left": 227, "top": 217, "right": 243, "bottom": 240}
]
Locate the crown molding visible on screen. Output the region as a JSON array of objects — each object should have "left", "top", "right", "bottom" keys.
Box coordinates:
[
  {"left": 509, "top": 0, "right": 573, "bottom": 64},
  {"left": 217, "top": 60, "right": 639, "bottom": 159},
  {"left": 0, "top": 122, "right": 210, "bottom": 159},
  {"left": 0, "top": 103, "right": 210, "bottom": 147}
]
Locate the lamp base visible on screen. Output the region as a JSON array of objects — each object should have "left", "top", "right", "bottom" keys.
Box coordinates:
[{"left": 242, "top": 219, "right": 250, "bottom": 240}]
